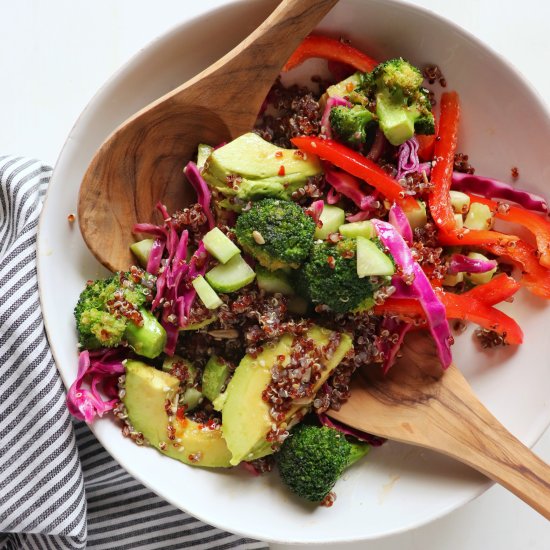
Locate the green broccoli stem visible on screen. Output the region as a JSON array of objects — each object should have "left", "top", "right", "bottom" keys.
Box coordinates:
[
  {"left": 124, "top": 308, "right": 167, "bottom": 359},
  {"left": 347, "top": 441, "right": 371, "bottom": 466}
]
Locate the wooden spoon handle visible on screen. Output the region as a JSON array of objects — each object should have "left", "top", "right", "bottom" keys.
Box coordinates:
[
  {"left": 425, "top": 368, "right": 550, "bottom": 520},
  {"left": 172, "top": 0, "right": 339, "bottom": 136}
]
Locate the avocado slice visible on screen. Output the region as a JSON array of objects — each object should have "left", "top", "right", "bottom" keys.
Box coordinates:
[
  {"left": 123, "top": 360, "right": 232, "bottom": 468},
  {"left": 221, "top": 326, "right": 353, "bottom": 465},
  {"left": 201, "top": 133, "right": 322, "bottom": 208}
]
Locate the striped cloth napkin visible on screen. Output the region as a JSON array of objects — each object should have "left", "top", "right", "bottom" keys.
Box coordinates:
[{"left": 0, "top": 157, "right": 268, "bottom": 550}]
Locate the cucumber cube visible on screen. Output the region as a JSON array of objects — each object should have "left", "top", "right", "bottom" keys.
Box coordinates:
[
  {"left": 315, "top": 205, "right": 346, "bottom": 240},
  {"left": 443, "top": 271, "right": 464, "bottom": 287},
  {"left": 192, "top": 275, "right": 223, "bottom": 309},
  {"left": 130, "top": 238, "right": 154, "bottom": 268},
  {"left": 404, "top": 200, "right": 427, "bottom": 231},
  {"left": 339, "top": 221, "right": 374, "bottom": 239},
  {"left": 454, "top": 213, "right": 464, "bottom": 230},
  {"left": 356, "top": 236, "right": 395, "bottom": 278},
  {"left": 449, "top": 190, "right": 470, "bottom": 214},
  {"left": 202, "top": 356, "right": 230, "bottom": 402},
  {"left": 205, "top": 254, "right": 256, "bottom": 293},
  {"left": 202, "top": 227, "right": 240, "bottom": 264},
  {"left": 464, "top": 203, "right": 493, "bottom": 230},
  {"left": 256, "top": 266, "right": 295, "bottom": 295},
  {"left": 465, "top": 252, "right": 497, "bottom": 285}
]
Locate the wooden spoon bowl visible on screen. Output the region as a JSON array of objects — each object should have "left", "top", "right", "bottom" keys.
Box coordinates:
[
  {"left": 328, "top": 332, "right": 550, "bottom": 520},
  {"left": 78, "top": 0, "right": 339, "bottom": 272}
]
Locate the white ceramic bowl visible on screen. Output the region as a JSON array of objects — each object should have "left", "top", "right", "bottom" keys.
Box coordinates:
[{"left": 38, "top": 0, "right": 550, "bottom": 543}]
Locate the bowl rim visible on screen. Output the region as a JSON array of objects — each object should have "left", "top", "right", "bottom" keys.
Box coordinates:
[{"left": 37, "top": 0, "right": 550, "bottom": 543}]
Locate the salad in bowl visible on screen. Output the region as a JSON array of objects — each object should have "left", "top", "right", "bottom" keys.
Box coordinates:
[{"left": 67, "top": 34, "right": 550, "bottom": 507}]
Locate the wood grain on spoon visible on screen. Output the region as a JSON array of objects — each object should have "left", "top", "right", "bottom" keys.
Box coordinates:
[
  {"left": 328, "top": 332, "right": 550, "bottom": 520},
  {"left": 78, "top": 0, "right": 339, "bottom": 272}
]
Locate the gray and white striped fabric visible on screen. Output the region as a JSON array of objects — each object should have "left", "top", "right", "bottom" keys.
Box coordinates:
[{"left": 0, "top": 157, "right": 268, "bottom": 550}]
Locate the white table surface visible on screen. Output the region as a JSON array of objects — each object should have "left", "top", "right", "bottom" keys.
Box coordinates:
[{"left": 3, "top": 0, "right": 549, "bottom": 547}]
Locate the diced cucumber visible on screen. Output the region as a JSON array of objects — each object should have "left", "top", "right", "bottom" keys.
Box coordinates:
[
  {"left": 202, "top": 356, "right": 231, "bottom": 402},
  {"left": 180, "top": 315, "right": 217, "bottom": 331},
  {"left": 454, "top": 213, "right": 464, "bottom": 230},
  {"left": 443, "top": 271, "right": 464, "bottom": 287},
  {"left": 464, "top": 203, "right": 493, "bottom": 230},
  {"left": 192, "top": 275, "right": 223, "bottom": 309},
  {"left": 356, "top": 236, "right": 395, "bottom": 277},
  {"left": 181, "top": 387, "right": 203, "bottom": 411},
  {"left": 339, "top": 220, "right": 374, "bottom": 239},
  {"left": 130, "top": 239, "right": 154, "bottom": 268},
  {"left": 287, "top": 296, "right": 309, "bottom": 315},
  {"left": 197, "top": 143, "right": 214, "bottom": 169},
  {"left": 256, "top": 266, "right": 295, "bottom": 295},
  {"left": 315, "top": 205, "right": 346, "bottom": 240},
  {"left": 449, "top": 190, "right": 470, "bottom": 214},
  {"left": 404, "top": 200, "right": 427, "bottom": 231},
  {"left": 162, "top": 355, "right": 198, "bottom": 384},
  {"left": 465, "top": 252, "right": 497, "bottom": 285},
  {"left": 202, "top": 227, "right": 240, "bottom": 264},
  {"left": 205, "top": 254, "right": 256, "bottom": 293}
]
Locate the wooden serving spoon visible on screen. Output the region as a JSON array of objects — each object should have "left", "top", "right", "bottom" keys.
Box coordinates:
[
  {"left": 78, "top": 0, "right": 338, "bottom": 272},
  {"left": 328, "top": 331, "right": 550, "bottom": 520}
]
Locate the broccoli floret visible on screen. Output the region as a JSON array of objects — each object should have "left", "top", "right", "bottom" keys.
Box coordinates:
[
  {"left": 276, "top": 424, "right": 370, "bottom": 502},
  {"left": 329, "top": 104, "right": 376, "bottom": 147},
  {"left": 74, "top": 270, "right": 166, "bottom": 358},
  {"left": 298, "top": 239, "right": 382, "bottom": 313},
  {"left": 361, "top": 58, "right": 435, "bottom": 146},
  {"left": 235, "top": 198, "right": 316, "bottom": 270}
]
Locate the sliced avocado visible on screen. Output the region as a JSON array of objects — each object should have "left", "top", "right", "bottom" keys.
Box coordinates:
[
  {"left": 202, "top": 227, "right": 240, "bottom": 264},
  {"left": 321, "top": 72, "right": 362, "bottom": 107},
  {"left": 197, "top": 143, "right": 214, "bottom": 169},
  {"left": 221, "top": 326, "right": 353, "bottom": 465},
  {"left": 201, "top": 133, "right": 322, "bottom": 207},
  {"left": 122, "top": 360, "right": 232, "bottom": 468},
  {"left": 339, "top": 220, "right": 374, "bottom": 239},
  {"left": 205, "top": 254, "right": 256, "bottom": 293},
  {"left": 315, "top": 205, "right": 346, "bottom": 240},
  {"left": 130, "top": 239, "right": 154, "bottom": 268},
  {"left": 202, "top": 356, "right": 231, "bottom": 402},
  {"left": 255, "top": 266, "right": 295, "bottom": 296},
  {"left": 356, "top": 236, "right": 395, "bottom": 277},
  {"left": 124, "top": 308, "right": 166, "bottom": 359},
  {"left": 192, "top": 275, "right": 223, "bottom": 309}
]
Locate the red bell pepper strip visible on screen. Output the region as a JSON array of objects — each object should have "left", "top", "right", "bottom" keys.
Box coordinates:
[
  {"left": 438, "top": 228, "right": 517, "bottom": 246},
  {"left": 479, "top": 239, "right": 550, "bottom": 299},
  {"left": 291, "top": 136, "right": 419, "bottom": 211},
  {"left": 462, "top": 273, "right": 521, "bottom": 306},
  {"left": 375, "top": 292, "right": 523, "bottom": 345},
  {"left": 467, "top": 194, "right": 550, "bottom": 269},
  {"left": 428, "top": 91, "right": 460, "bottom": 233},
  {"left": 283, "top": 35, "right": 378, "bottom": 73}
]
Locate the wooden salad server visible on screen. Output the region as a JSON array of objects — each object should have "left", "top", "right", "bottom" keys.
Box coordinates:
[
  {"left": 327, "top": 332, "right": 550, "bottom": 520},
  {"left": 78, "top": 0, "right": 339, "bottom": 272}
]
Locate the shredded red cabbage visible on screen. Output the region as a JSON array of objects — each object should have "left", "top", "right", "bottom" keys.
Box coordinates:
[
  {"left": 324, "top": 163, "right": 376, "bottom": 210},
  {"left": 184, "top": 161, "right": 216, "bottom": 229},
  {"left": 388, "top": 203, "right": 413, "bottom": 244},
  {"left": 318, "top": 413, "right": 386, "bottom": 446},
  {"left": 451, "top": 171, "right": 548, "bottom": 213},
  {"left": 306, "top": 200, "right": 324, "bottom": 224},
  {"left": 321, "top": 97, "right": 352, "bottom": 138},
  {"left": 372, "top": 219, "right": 452, "bottom": 368},
  {"left": 366, "top": 129, "right": 387, "bottom": 162},
  {"left": 133, "top": 203, "right": 210, "bottom": 355},
  {"left": 326, "top": 186, "right": 342, "bottom": 205},
  {"left": 378, "top": 316, "right": 412, "bottom": 374},
  {"left": 447, "top": 253, "right": 497, "bottom": 275},
  {"left": 396, "top": 137, "right": 419, "bottom": 180},
  {"left": 67, "top": 349, "right": 126, "bottom": 423}
]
